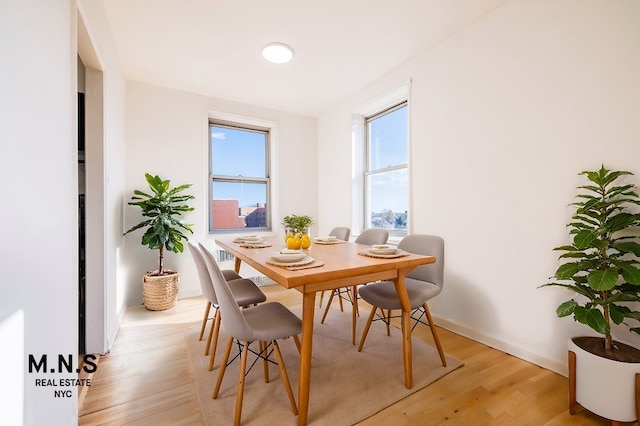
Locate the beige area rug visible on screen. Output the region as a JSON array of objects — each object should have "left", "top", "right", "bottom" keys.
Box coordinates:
[{"left": 185, "top": 305, "right": 463, "bottom": 425}]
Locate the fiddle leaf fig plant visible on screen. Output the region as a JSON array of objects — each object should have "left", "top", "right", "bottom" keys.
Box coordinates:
[
  {"left": 542, "top": 166, "right": 640, "bottom": 351},
  {"left": 124, "top": 173, "right": 195, "bottom": 275}
]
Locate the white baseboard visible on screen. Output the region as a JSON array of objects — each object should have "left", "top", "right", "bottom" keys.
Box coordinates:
[{"left": 433, "top": 314, "right": 569, "bottom": 377}]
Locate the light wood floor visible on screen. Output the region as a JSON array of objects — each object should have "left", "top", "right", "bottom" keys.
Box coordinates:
[{"left": 79, "top": 284, "right": 619, "bottom": 426}]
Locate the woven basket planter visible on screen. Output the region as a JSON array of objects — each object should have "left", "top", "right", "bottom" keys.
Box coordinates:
[{"left": 142, "top": 271, "right": 179, "bottom": 311}]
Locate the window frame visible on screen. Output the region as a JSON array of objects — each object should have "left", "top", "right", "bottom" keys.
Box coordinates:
[
  {"left": 208, "top": 115, "right": 275, "bottom": 234},
  {"left": 351, "top": 81, "right": 411, "bottom": 239}
]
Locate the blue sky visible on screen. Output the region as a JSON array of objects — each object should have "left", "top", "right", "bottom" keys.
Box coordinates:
[
  {"left": 210, "top": 105, "right": 407, "bottom": 213},
  {"left": 211, "top": 126, "right": 267, "bottom": 207},
  {"left": 367, "top": 105, "right": 408, "bottom": 213}
]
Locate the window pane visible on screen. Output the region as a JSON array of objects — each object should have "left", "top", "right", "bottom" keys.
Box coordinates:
[
  {"left": 366, "top": 169, "right": 407, "bottom": 231},
  {"left": 211, "top": 126, "right": 266, "bottom": 178},
  {"left": 211, "top": 181, "right": 267, "bottom": 230},
  {"left": 368, "top": 105, "right": 407, "bottom": 171}
]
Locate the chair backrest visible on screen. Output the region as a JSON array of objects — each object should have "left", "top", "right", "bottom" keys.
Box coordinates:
[
  {"left": 354, "top": 228, "right": 389, "bottom": 245},
  {"left": 198, "top": 242, "right": 255, "bottom": 341},
  {"left": 187, "top": 241, "right": 218, "bottom": 305},
  {"left": 329, "top": 227, "right": 351, "bottom": 241},
  {"left": 398, "top": 234, "right": 444, "bottom": 289}
]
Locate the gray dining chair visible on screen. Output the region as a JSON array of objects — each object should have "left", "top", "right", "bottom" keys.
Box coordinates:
[
  {"left": 193, "top": 245, "right": 242, "bottom": 340},
  {"left": 357, "top": 234, "right": 446, "bottom": 368},
  {"left": 187, "top": 241, "right": 267, "bottom": 371},
  {"left": 199, "top": 242, "right": 302, "bottom": 425},
  {"left": 321, "top": 228, "right": 388, "bottom": 344},
  {"left": 329, "top": 226, "right": 350, "bottom": 241},
  {"left": 318, "top": 227, "right": 352, "bottom": 308}
]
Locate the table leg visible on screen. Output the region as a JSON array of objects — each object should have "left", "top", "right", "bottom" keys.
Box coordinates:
[
  {"left": 401, "top": 310, "right": 413, "bottom": 389},
  {"left": 351, "top": 285, "right": 357, "bottom": 345},
  {"left": 234, "top": 257, "right": 242, "bottom": 273},
  {"left": 298, "top": 291, "right": 316, "bottom": 425},
  {"left": 393, "top": 270, "right": 413, "bottom": 389}
]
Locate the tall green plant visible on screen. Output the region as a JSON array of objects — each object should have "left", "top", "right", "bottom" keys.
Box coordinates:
[
  {"left": 124, "top": 173, "right": 195, "bottom": 275},
  {"left": 543, "top": 166, "right": 640, "bottom": 351}
]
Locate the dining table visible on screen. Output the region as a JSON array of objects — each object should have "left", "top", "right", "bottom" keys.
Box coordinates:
[{"left": 215, "top": 235, "right": 436, "bottom": 425}]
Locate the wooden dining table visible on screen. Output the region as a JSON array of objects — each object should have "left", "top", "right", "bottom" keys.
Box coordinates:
[{"left": 215, "top": 235, "right": 436, "bottom": 425}]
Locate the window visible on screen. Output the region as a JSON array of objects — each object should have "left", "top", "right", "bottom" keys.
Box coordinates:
[
  {"left": 209, "top": 121, "right": 270, "bottom": 232},
  {"left": 364, "top": 102, "right": 408, "bottom": 236}
]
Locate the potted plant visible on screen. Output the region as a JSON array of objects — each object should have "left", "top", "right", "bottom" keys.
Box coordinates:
[
  {"left": 124, "top": 173, "right": 194, "bottom": 310},
  {"left": 282, "top": 214, "right": 314, "bottom": 249},
  {"left": 542, "top": 165, "right": 640, "bottom": 422},
  {"left": 282, "top": 214, "right": 314, "bottom": 235}
]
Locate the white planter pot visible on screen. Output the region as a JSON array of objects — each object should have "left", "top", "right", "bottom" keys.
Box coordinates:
[{"left": 569, "top": 337, "right": 640, "bottom": 422}]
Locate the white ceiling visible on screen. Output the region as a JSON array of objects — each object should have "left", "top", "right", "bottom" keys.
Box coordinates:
[{"left": 101, "top": 0, "right": 508, "bottom": 117}]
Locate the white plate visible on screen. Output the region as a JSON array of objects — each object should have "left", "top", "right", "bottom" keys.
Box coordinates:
[
  {"left": 238, "top": 236, "right": 263, "bottom": 242},
  {"left": 315, "top": 236, "right": 337, "bottom": 242},
  {"left": 280, "top": 248, "right": 303, "bottom": 254},
  {"left": 369, "top": 248, "right": 397, "bottom": 255},
  {"left": 271, "top": 253, "right": 307, "bottom": 263}
]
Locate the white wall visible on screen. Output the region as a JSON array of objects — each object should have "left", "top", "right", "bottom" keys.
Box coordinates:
[
  {"left": 0, "top": 1, "right": 78, "bottom": 424},
  {"left": 318, "top": 0, "right": 640, "bottom": 375},
  {"left": 124, "top": 81, "right": 318, "bottom": 304}
]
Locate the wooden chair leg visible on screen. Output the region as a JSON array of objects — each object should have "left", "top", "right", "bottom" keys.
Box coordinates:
[
  {"left": 293, "top": 335, "right": 301, "bottom": 353},
  {"left": 273, "top": 340, "right": 298, "bottom": 415},
  {"left": 321, "top": 291, "right": 336, "bottom": 323},
  {"left": 351, "top": 285, "right": 359, "bottom": 316},
  {"left": 213, "top": 336, "right": 234, "bottom": 398},
  {"left": 338, "top": 288, "right": 344, "bottom": 312},
  {"left": 318, "top": 290, "right": 325, "bottom": 308},
  {"left": 205, "top": 308, "right": 217, "bottom": 356},
  {"left": 422, "top": 303, "right": 446, "bottom": 367},
  {"left": 382, "top": 308, "right": 391, "bottom": 336},
  {"left": 358, "top": 306, "right": 377, "bottom": 352},
  {"left": 199, "top": 301, "right": 212, "bottom": 341},
  {"left": 234, "top": 341, "right": 249, "bottom": 426},
  {"left": 260, "top": 341, "right": 269, "bottom": 383},
  {"left": 208, "top": 309, "right": 222, "bottom": 371}
]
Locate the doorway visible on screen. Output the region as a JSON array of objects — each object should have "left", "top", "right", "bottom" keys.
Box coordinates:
[{"left": 78, "top": 91, "right": 86, "bottom": 354}]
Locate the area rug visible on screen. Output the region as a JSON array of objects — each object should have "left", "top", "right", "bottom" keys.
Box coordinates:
[{"left": 185, "top": 305, "right": 463, "bottom": 425}]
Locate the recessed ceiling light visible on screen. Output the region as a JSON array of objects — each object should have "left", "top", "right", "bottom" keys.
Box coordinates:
[{"left": 262, "top": 43, "right": 294, "bottom": 64}]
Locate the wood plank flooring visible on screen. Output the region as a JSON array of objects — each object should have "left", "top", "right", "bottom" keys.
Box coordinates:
[{"left": 79, "top": 284, "right": 619, "bottom": 425}]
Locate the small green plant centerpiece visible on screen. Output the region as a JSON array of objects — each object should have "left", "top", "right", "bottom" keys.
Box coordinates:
[
  {"left": 542, "top": 166, "right": 640, "bottom": 422},
  {"left": 124, "top": 173, "right": 194, "bottom": 310},
  {"left": 282, "top": 214, "right": 314, "bottom": 235},
  {"left": 282, "top": 214, "right": 314, "bottom": 249}
]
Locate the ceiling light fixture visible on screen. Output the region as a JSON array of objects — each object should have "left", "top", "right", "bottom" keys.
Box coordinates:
[{"left": 262, "top": 42, "right": 294, "bottom": 64}]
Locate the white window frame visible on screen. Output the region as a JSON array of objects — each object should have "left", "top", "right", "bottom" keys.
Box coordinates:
[
  {"left": 351, "top": 80, "right": 411, "bottom": 240},
  {"left": 206, "top": 111, "right": 278, "bottom": 235}
]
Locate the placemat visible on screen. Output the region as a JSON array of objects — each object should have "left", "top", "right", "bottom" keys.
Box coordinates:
[
  {"left": 358, "top": 250, "right": 410, "bottom": 259},
  {"left": 313, "top": 239, "right": 347, "bottom": 245},
  {"left": 238, "top": 242, "right": 273, "bottom": 248},
  {"left": 266, "top": 258, "right": 325, "bottom": 270}
]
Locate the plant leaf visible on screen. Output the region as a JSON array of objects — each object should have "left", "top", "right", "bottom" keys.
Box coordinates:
[
  {"left": 574, "top": 306, "right": 609, "bottom": 334},
  {"left": 616, "top": 241, "right": 640, "bottom": 256},
  {"left": 587, "top": 269, "right": 618, "bottom": 291},
  {"left": 609, "top": 304, "right": 626, "bottom": 325},
  {"left": 556, "top": 300, "right": 577, "bottom": 317},
  {"left": 555, "top": 262, "right": 586, "bottom": 280},
  {"left": 573, "top": 230, "right": 596, "bottom": 250}
]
